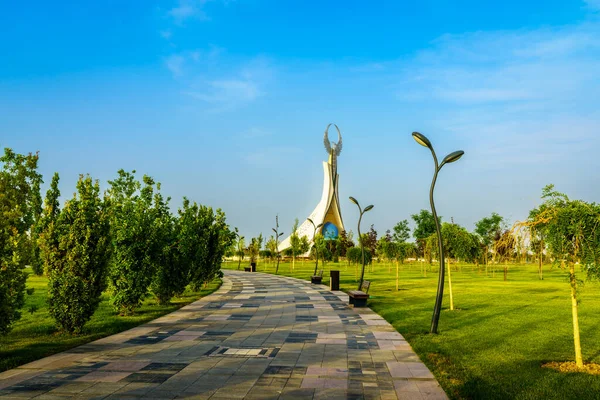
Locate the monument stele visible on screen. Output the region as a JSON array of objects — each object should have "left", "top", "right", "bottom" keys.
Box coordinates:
[{"left": 279, "top": 124, "right": 345, "bottom": 251}]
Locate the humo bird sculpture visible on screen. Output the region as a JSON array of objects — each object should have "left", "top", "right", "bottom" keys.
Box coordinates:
[{"left": 323, "top": 123, "right": 343, "bottom": 184}]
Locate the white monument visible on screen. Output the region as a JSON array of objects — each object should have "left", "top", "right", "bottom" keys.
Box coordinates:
[{"left": 280, "top": 124, "right": 345, "bottom": 251}]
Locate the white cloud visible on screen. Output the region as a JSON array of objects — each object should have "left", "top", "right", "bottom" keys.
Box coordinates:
[
  {"left": 584, "top": 0, "right": 600, "bottom": 11},
  {"left": 393, "top": 19, "right": 600, "bottom": 169},
  {"left": 184, "top": 58, "right": 273, "bottom": 111},
  {"left": 165, "top": 54, "right": 185, "bottom": 76},
  {"left": 397, "top": 23, "right": 600, "bottom": 106},
  {"left": 160, "top": 30, "right": 172, "bottom": 40},
  {"left": 168, "top": 0, "right": 209, "bottom": 23}
]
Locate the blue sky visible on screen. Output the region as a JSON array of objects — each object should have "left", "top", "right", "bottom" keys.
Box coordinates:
[{"left": 2, "top": 1, "right": 600, "bottom": 240}]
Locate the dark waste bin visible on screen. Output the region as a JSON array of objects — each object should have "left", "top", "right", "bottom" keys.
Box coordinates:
[
  {"left": 330, "top": 270, "right": 340, "bottom": 291},
  {"left": 250, "top": 262, "right": 256, "bottom": 272}
]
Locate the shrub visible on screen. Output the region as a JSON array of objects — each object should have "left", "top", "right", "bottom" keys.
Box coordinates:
[{"left": 42, "top": 175, "right": 111, "bottom": 334}]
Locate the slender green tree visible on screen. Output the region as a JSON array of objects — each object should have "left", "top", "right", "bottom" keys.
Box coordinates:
[
  {"left": 236, "top": 236, "right": 246, "bottom": 270},
  {"left": 41, "top": 175, "right": 111, "bottom": 333},
  {"left": 526, "top": 185, "right": 600, "bottom": 368},
  {"left": 28, "top": 174, "right": 44, "bottom": 275},
  {"left": 289, "top": 219, "right": 301, "bottom": 271},
  {"left": 0, "top": 148, "right": 42, "bottom": 334},
  {"left": 393, "top": 220, "right": 410, "bottom": 243},
  {"left": 150, "top": 189, "right": 190, "bottom": 305},
  {"left": 474, "top": 212, "right": 503, "bottom": 273},
  {"left": 37, "top": 173, "right": 61, "bottom": 276},
  {"left": 107, "top": 170, "right": 162, "bottom": 315},
  {"left": 412, "top": 209, "right": 440, "bottom": 261}
]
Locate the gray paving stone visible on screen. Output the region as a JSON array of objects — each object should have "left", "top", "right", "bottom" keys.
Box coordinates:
[{"left": 0, "top": 271, "right": 446, "bottom": 399}]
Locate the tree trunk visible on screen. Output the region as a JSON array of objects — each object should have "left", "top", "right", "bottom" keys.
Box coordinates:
[
  {"left": 292, "top": 255, "right": 295, "bottom": 271},
  {"left": 569, "top": 263, "right": 584, "bottom": 368},
  {"left": 396, "top": 260, "right": 399, "bottom": 291},
  {"left": 447, "top": 259, "right": 454, "bottom": 311},
  {"left": 539, "top": 241, "right": 544, "bottom": 280}
]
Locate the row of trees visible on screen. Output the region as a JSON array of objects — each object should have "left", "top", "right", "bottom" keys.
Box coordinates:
[
  {"left": 232, "top": 210, "right": 529, "bottom": 273},
  {"left": 0, "top": 149, "right": 234, "bottom": 335}
]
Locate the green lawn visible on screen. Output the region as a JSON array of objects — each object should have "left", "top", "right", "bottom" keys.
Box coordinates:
[
  {"left": 223, "top": 259, "right": 600, "bottom": 399},
  {"left": 0, "top": 268, "right": 221, "bottom": 373}
]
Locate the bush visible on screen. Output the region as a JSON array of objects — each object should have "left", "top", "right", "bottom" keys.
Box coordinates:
[
  {"left": 42, "top": 175, "right": 111, "bottom": 334},
  {"left": 0, "top": 148, "right": 42, "bottom": 334},
  {"left": 151, "top": 211, "right": 189, "bottom": 305},
  {"left": 347, "top": 246, "right": 372, "bottom": 265},
  {"left": 107, "top": 171, "right": 162, "bottom": 315}
]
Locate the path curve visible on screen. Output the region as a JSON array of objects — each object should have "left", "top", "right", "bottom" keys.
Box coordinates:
[{"left": 0, "top": 271, "right": 446, "bottom": 399}]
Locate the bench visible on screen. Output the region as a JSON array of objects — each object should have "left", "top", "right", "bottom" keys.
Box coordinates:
[
  {"left": 348, "top": 280, "right": 371, "bottom": 307},
  {"left": 244, "top": 267, "right": 251, "bottom": 272},
  {"left": 311, "top": 270, "right": 324, "bottom": 284}
]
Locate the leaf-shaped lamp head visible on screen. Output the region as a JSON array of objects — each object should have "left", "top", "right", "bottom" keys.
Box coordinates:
[
  {"left": 442, "top": 150, "right": 464, "bottom": 165},
  {"left": 364, "top": 205, "right": 374, "bottom": 212},
  {"left": 412, "top": 132, "right": 432, "bottom": 150}
]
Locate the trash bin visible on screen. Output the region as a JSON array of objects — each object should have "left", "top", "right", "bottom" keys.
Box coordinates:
[
  {"left": 250, "top": 262, "right": 256, "bottom": 272},
  {"left": 330, "top": 270, "right": 340, "bottom": 291}
]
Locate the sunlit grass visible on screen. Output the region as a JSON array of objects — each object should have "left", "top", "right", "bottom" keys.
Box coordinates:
[
  {"left": 223, "top": 259, "right": 600, "bottom": 399},
  {"left": 0, "top": 267, "right": 220, "bottom": 372}
]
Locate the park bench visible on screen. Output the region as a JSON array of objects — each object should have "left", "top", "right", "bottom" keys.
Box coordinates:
[
  {"left": 311, "top": 270, "right": 324, "bottom": 284},
  {"left": 348, "top": 280, "right": 371, "bottom": 307},
  {"left": 244, "top": 267, "right": 251, "bottom": 272}
]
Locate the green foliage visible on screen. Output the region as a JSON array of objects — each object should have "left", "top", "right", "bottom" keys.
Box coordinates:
[
  {"left": 289, "top": 218, "right": 302, "bottom": 258},
  {"left": 532, "top": 185, "right": 600, "bottom": 276},
  {"left": 299, "top": 235, "right": 310, "bottom": 255},
  {"left": 412, "top": 209, "right": 441, "bottom": 256},
  {"left": 347, "top": 246, "right": 372, "bottom": 265},
  {"left": 266, "top": 236, "right": 277, "bottom": 259},
  {"left": 426, "top": 222, "right": 480, "bottom": 263},
  {"left": 41, "top": 175, "right": 111, "bottom": 334},
  {"left": 397, "top": 242, "right": 417, "bottom": 263},
  {"left": 28, "top": 175, "right": 43, "bottom": 276},
  {"left": 0, "top": 148, "right": 42, "bottom": 334},
  {"left": 149, "top": 193, "right": 186, "bottom": 305},
  {"left": 36, "top": 173, "right": 61, "bottom": 276},
  {"left": 377, "top": 234, "right": 396, "bottom": 262},
  {"left": 247, "top": 235, "right": 262, "bottom": 263},
  {"left": 107, "top": 170, "right": 163, "bottom": 315},
  {"left": 336, "top": 230, "right": 353, "bottom": 257},
  {"left": 362, "top": 225, "right": 378, "bottom": 255},
  {"left": 475, "top": 212, "right": 504, "bottom": 263},
  {"left": 393, "top": 219, "right": 410, "bottom": 243},
  {"left": 412, "top": 209, "right": 439, "bottom": 240},
  {"left": 181, "top": 200, "right": 234, "bottom": 291}
]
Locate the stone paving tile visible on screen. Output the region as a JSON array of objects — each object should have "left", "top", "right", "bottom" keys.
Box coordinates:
[{"left": 0, "top": 271, "right": 446, "bottom": 399}]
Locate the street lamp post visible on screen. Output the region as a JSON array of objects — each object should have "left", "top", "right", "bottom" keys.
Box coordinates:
[
  {"left": 412, "top": 131, "right": 464, "bottom": 334},
  {"left": 272, "top": 215, "right": 284, "bottom": 275},
  {"left": 307, "top": 218, "right": 323, "bottom": 275},
  {"left": 349, "top": 196, "right": 374, "bottom": 290}
]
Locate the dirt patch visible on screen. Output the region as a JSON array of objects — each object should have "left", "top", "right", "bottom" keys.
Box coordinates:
[{"left": 542, "top": 361, "right": 600, "bottom": 375}]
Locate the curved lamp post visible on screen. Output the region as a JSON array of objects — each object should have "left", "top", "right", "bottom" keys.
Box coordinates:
[
  {"left": 349, "top": 196, "right": 374, "bottom": 290},
  {"left": 272, "top": 215, "right": 284, "bottom": 275},
  {"left": 307, "top": 218, "right": 323, "bottom": 275},
  {"left": 412, "top": 131, "right": 464, "bottom": 334}
]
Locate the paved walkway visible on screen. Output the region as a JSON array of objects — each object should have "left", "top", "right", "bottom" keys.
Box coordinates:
[{"left": 0, "top": 271, "right": 446, "bottom": 400}]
